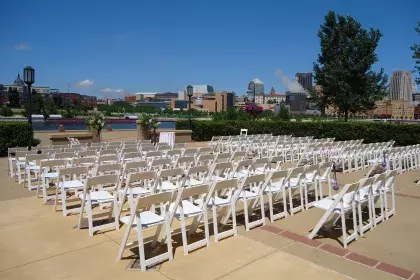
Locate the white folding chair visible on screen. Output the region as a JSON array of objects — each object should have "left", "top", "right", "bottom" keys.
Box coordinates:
[
  {"left": 236, "top": 174, "right": 266, "bottom": 231},
  {"left": 195, "top": 179, "right": 239, "bottom": 243},
  {"left": 92, "top": 163, "right": 122, "bottom": 177},
  {"left": 286, "top": 166, "right": 306, "bottom": 215},
  {"left": 117, "top": 171, "right": 156, "bottom": 217},
  {"left": 185, "top": 165, "right": 210, "bottom": 187},
  {"left": 154, "top": 168, "right": 184, "bottom": 193},
  {"left": 55, "top": 166, "right": 89, "bottom": 216},
  {"left": 37, "top": 159, "right": 67, "bottom": 203},
  {"left": 117, "top": 191, "right": 176, "bottom": 271},
  {"left": 308, "top": 181, "right": 360, "bottom": 248},
  {"left": 383, "top": 170, "right": 397, "bottom": 219},
  {"left": 171, "top": 183, "right": 211, "bottom": 255},
  {"left": 23, "top": 153, "right": 49, "bottom": 190},
  {"left": 173, "top": 156, "right": 195, "bottom": 169},
  {"left": 97, "top": 154, "right": 119, "bottom": 165},
  {"left": 77, "top": 174, "right": 120, "bottom": 236},
  {"left": 262, "top": 170, "right": 290, "bottom": 222}
]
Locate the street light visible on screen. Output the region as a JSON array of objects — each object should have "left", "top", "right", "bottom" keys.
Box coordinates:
[
  {"left": 186, "top": 85, "right": 193, "bottom": 129},
  {"left": 23, "top": 66, "right": 35, "bottom": 149}
]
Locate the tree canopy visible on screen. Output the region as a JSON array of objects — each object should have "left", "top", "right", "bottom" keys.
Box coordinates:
[{"left": 312, "top": 10, "right": 388, "bottom": 121}]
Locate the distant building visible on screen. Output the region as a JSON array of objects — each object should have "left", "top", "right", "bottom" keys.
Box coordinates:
[
  {"left": 191, "top": 85, "right": 214, "bottom": 97},
  {"left": 0, "top": 84, "right": 3, "bottom": 105},
  {"left": 265, "top": 93, "right": 286, "bottom": 104},
  {"left": 246, "top": 78, "right": 264, "bottom": 101},
  {"left": 154, "top": 92, "right": 178, "bottom": 101},
  {"left": 178, "top": 90, "right": 186, "bottom": 101},
  {"left": 286, "top": 91, "right": 307, "bottom": 113},
  {"left": 201, "top": 91, "right": 235, "bottom": 112},
  {"left": 295, "top": 72, "right": 313, "bottom": 90},
  {"left": 124, "top": 94, "right": 138, "bottom": 104},
  {"left": 80, "top": 95, "right": 97, "bottom": 107},
  {"left": 390, "top": 70, "right": 413, "bottom": 101},
  {"left": 255, "top": 93, "right": 265, "bottom": 104},
  {"left": 234, "top": 96, "right": 247, "bottom": 110},
  {"left": 137, "top": 101, "right": 169, "bottom": 110},
  {"left": 170, "top": 99, "right": 190, "bottom": 110},
  {"left": 270, "top": 87, "right": 276, "bottom": 95}
]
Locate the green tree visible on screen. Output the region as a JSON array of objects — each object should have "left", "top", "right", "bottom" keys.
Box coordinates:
[
  {"left": 273, "top": 106, "right": 290, "bottom": 121},
  {"left": 259, "top": 109, "right": 274, "bottom": 119},
  {"left": 411, "top": 21, "right": 420, "bottom": 85},
  {"left": 313, "top": 10, "right": 388, "bottom": 121}
]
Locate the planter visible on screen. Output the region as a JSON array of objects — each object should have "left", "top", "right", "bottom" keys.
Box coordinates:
[
  {"left": 137, "top": 121, "right": 150, "bottom": 140},
  {"left": 91, "top": 128, "right": 102, "bottom": 143}
]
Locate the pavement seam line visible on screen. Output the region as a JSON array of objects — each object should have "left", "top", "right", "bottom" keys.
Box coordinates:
[
  {"left": 213, "top": 249, "right": 278, "bottom": 280},
  {"left": 159, "top": 270, "right": 175, "bottom": 280},
  {"left": 280, "top": 250, "right": 356, "bottom": 280},
  {"left": 0, "top": 239, "right": 113, "bottom": 273}
]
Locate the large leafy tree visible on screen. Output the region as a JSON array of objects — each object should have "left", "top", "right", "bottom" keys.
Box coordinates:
[
  {"left": 411, "top": 22, "right": 420, "bottom": 85},
  {"left": 313, "top": 11, "right": 388, "bottom": 121}
]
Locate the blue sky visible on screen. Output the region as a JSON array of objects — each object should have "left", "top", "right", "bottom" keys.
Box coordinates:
[{"left": 0, "top": 0, "right": 418, "bottom": 98}]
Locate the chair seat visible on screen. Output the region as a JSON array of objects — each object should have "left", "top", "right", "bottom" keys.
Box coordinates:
[
  {"left": 120, "top": 212, "right": 165, "bottom": 229},
  {"left": 236, "top": 190, "right": 259, "bottom": 200},
  {"left": 158, "top": 181, "right": 177, "bottom": 191},
  {"left": 195, "top": 196, "right": 231, "bottom": 207},
  {"left": 60, "top": 180, "right": 84, "bottom": 189},
  {"left": 26, "top": 165, "right": 40, "bottom": 171},
  {"left": 314, "top": 198, "right": 351, "bottom": 213},
  {"left": 264, "top": 181, "right": 284, "bottom": 193},
  {"left": 79, "top": 191, "right": 113, "bottom": 202},
  {"left": 188, "top": 178, "right": 205, "bottom": 186},
  {"left": 44, "top": 172, "right": 59, "bottom": 179},
  {"left": 228, "top": 172, "right": 247, "bottom": 179},
  {"left": 171, "top": 200, "right": 203, "bottom": 218},
  {"left": 209, "top": 175, "right": 227, "bottom": 182},
  {"left": 119, "top": 187, "right": 149, "bottom": 196},
  {"left": 288, "top": 177, "right": 301, "bottom": 188}
]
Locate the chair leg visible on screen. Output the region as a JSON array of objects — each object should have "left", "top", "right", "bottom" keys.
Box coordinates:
[{"left": 212, "top": 204, "right": 219, "bottom": 243}]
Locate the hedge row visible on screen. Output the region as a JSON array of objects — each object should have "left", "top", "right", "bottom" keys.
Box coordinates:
[
  {"left": 0, "top": 122, "right": 35, "bottom": 155},
  {"left": 176, "top": 120, "right": 420, "bottom": 146}
]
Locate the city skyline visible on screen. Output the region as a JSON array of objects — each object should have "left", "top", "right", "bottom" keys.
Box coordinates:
[{"left": 0, "top": 0, "right": 418, "bottom": 97}]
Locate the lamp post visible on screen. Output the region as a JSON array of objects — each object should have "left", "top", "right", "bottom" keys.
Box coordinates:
[
  {"left": 23, "top": 66, "right": 35, "bottom": 149},
  {"left": 187, "top": 85, "right": 193, "bottom": 129}
]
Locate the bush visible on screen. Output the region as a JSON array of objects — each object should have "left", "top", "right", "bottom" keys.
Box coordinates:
[
  {"left": 176, "top": 120, "right": 420, "bottom": 146},
  {"left": 0, "top": 122, "right": 36, "bottom": 155},
  {"left": 0, "top": 106, "right": 14, "bottom": 117}
]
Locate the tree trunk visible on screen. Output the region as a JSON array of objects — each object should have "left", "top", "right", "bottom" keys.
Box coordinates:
[{"left": 344, "top": 110, "right": 349, "bottom": 122}]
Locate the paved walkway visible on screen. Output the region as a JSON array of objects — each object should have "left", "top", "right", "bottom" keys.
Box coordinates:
[{"left": 2, "top": 142, "right": 420, "bottom": 279}]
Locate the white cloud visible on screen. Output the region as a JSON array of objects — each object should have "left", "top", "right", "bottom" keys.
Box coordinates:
[
  {"left": 14, "top": 43, "right": 31, "bottom": 51},
  {"left": 101, "top": 88, "right": 124, "bottom": 93},
  {"left": 76, "top": 79, "right": 94, "bottom": 87},
  {"left": 101, "top": 88, "right": 115, "bottom": 93}
]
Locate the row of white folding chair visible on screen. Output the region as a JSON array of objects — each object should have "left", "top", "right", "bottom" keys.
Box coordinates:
[
  {"left": 308, "top": 169, "right": 397, "bottom": 248},
  {"left": 116, "top": 160, "right": 334, "bottom": 270}
]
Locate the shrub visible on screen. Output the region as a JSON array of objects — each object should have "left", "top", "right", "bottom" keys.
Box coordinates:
[
  {"left": 176, "top": 120, "right": 420, "bottom": 146},
  {"left": 0, "top": 122, "right": 36, "bottom": 155},
  {"left": 0, "top": 106, "right": 14, "bottom": 117}
]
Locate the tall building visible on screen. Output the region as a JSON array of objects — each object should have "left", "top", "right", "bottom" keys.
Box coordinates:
[
  {"left": 246, "top": 78, "right": 264, "bottom": 101},
  {"left": 295, "top": 73, "right": 313, "bottom": 90},
  {"left": 191, "top": 85, "right": 214, "bottom": 97},
  {"left": 390, "top": 70, "right": 413, "bottom": 101},
  {"left": 286, "top": 91, "right": 307, "bottom": 113},
  {"left": 201, "top": 91, "right": 235, "bottom": 112}
]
